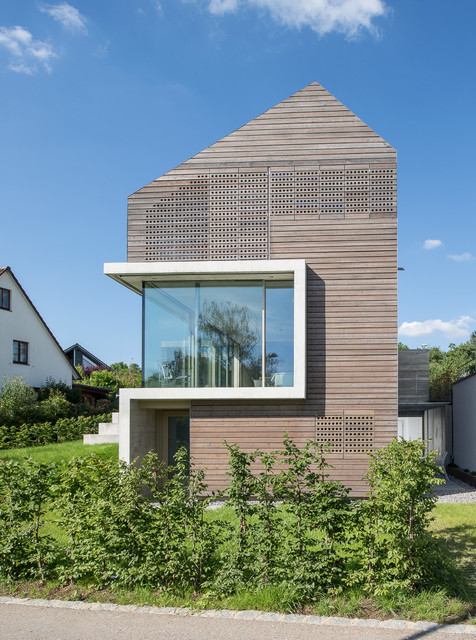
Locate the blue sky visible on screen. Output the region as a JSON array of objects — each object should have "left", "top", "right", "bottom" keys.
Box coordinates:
[{"left": 1, "top": 0, "right": 475, "bottom": 365}]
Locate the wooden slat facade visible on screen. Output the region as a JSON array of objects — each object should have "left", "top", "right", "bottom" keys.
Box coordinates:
[{"left": 126, "top": 82, "right": 398, "bottom": 496}]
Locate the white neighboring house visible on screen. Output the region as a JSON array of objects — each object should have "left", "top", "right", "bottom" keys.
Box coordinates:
[{"left": 0, "top": 267, "right": 79, "bottom": 389}]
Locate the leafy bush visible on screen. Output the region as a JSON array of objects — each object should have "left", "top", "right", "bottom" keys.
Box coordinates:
[
  {"left": 220, "top": 438, "right": 352, "bottom": 596},
  {"left": 352, "top": 438, "right": 444, "bottom": 593},
  {"left": 0, "top": 414, "right": 110, "bottom": 450},
  {"left": 56, "top": 449, "right": 220, "bottom": 590},
  {"left": 0, "top": 376, "right": 38, "bottom": 427},
  {"left": 77, "top": 362, "right": 141, "bottom": 390},
  {"left": 38, "top": 389, "right": 75, "bottom": 423},
  {"left": 37, "top": 378, "right": 82, "bottom": 404},
  {"left": 0, "top": 458, "right": 58, "bottom": 581},
  {"left": 0, "top": 437, "right": 450, "bottom": 601}
]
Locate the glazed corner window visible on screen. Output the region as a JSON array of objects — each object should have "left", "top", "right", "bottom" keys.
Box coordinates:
[
  {"left": 13, "top": 340, "right": 28, "bottom": 365},
  {"left": 0, "top": 287, "right": 10, "bottom": 310},
  {"left": 143, "top": 280, "right": 294, "bottom": 389}
]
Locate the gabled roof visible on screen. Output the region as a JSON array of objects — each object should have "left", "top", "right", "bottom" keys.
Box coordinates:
[
  {"left": 0, "top": 266, "right": 80, "bottom": 380},
  {"left": 64, "top": 343, "right": 107, "bottom": 368},
  {"left": 155, "top": 81, "right": 395, "bottom": 177}
]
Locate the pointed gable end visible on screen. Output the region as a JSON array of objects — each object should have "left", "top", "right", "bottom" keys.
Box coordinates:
[
  {"left": 176, "top": 81, "right": 395, "bottom": 170},
  {"left": 127, "top": 82, "right": 396, "bottom": 263}
]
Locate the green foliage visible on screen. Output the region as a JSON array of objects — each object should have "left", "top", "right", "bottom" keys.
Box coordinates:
[
  {"left": 0, "top": 376, "right": 38, "bottom": 427},
  {"left": 398, "top": 342, "right": 409, "bottom": 350},
  {"left": 56, "top": 449, "right": 220, "bottom": 591},
  {"left": 429, "top": 332, "right": 476, "bottom": 399},
  {"left": 0, "top": 437, "right": 459, "bottom": 608},
  {"left": 38, "top": 389, "right": 75, "bottom": 423},
  {"left": 37, "top": 378, "right": 82, "bottom": 405},
  {"left": 0, "top": 458, "right": 58, "bottom": 581},
  {"left": 220, "top": 437, "right": 351, "bottom": 597},
  {"left": 110, "top": 362, "right": 142, "bottom": 387},
  {"left": 0, "top": 414, "right": 110, "bottom": 450},
  {"left": 77, "top": 362, "right": 142, "bottom": 390},
  {"left": 353, "top": 438, "right": 444, "bottom": 594}
]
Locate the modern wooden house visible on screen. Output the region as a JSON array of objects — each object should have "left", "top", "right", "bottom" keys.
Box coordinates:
[{"left": 105, "top": 82, "right": 398, "bottom": 495}]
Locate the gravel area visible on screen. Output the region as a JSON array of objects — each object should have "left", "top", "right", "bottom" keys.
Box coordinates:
[{"left": 434, "top": 477, "right": 476, "bottom": 503}]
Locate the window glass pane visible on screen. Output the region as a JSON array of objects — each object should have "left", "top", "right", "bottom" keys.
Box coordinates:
[
  {"left": 198, "top": 282, "right": 262, "bottom": 388},
  {"left": 13, "top": 341, "right": 17, "bottom": 362},
  {"left": 143, "top": 281, "right": 263, "bottom": 388},
  {"left": 144, "top": 283, "right": 195, "bottom": 388},
  {"left": 20, "top": 342, "right": 27, "bottom": 363},
  {"left": 168, "top": 416, "right": 190, "bottom": 463},
  {"left": 1, "top": 289, "right": 9, "bottom": 309},
  {"left": 266, "top": 282, "right": 294, "bottom": 387}
]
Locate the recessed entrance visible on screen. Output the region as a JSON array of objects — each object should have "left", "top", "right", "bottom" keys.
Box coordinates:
[{"left": 156, "top": 410, "right": 190, "bottom": 466}]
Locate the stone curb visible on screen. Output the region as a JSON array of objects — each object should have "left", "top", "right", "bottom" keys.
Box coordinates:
[{"left": 0, "top": 596, "right": 475, "bottom": 634}]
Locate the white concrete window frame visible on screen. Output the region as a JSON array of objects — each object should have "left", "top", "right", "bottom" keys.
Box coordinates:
[{"left": 104, "top": 259, "right": 307, "bottom": 401}]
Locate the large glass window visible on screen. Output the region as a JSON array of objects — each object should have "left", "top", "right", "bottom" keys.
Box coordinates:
[{"left": 143, "top": 279, "right": 293, "bottom": 388}]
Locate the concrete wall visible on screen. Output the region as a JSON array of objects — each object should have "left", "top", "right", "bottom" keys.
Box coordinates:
[
  {"left": 0, "top": 270, "right": 74, "bottom": 389},
  {"left": 398, "top": 349, "right": 429, "bottom": 404},
  {"left": 453, "top": 374, "right": 476, "bottom": 472}
]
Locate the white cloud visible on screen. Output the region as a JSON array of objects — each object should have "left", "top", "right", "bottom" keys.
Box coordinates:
[
  {"left": 209, "top": 0, "right": 239, "bottom": 13},
  {"left": 448, "top": 252, "right": 473, "bottom": 262},
  {"left": 39, "top": 3, "right": 87, "bottom": 33},
  {"left": 0, "top": 25, "right": 56, "bottom": 74},
  {"left": 203, "top": 0, "right": 388, "bottom": 36},
  {"left": 399, "top": 315, "right": 474, "bottom": 340},
  {"left": 423, "top": 239, "right": 442, "bottom": 250},
  {"left": 153, "top": 1, "right": 164, "bottom": 15}
]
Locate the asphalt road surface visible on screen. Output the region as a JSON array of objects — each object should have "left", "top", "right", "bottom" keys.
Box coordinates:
[{"left": 1, "top": 604, "right": 474, "bottom": 640}]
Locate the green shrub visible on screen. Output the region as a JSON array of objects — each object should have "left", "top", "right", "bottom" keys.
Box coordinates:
[
  {"left": 0, "top": 376, "right": 38, "bottom": 427},
  {"left": 0, "top": 458, "right": 59, "bottom": 581},
  {"left": 354, "top": 438, "right": 444, "bottom": 593},
  {"left": 0, "top": 437, "right": 452, "bottom": 601},
  {"left": 38, "top": 389, "right": 74, "bottom": 422},
  {"left": 0, "top": 414, "right": 110, "bottom": 449}
]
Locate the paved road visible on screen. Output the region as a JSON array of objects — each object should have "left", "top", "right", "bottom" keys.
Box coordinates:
[{"left": 1, "top": 603, "right": 475, "bottom": 640}]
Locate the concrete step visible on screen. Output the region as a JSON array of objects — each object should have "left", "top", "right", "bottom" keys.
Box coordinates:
[
  {"left": 83, "top": 433, "right": 119, "bottom": 445},
  {"left": 98, "top": 422, "right": 119, "bottom": 435}
]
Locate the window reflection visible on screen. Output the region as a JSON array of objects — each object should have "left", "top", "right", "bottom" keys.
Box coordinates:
[
  {"left": 143, "top": 279, "right": 293, "bottom": 388},
  {"left": 266, "top": 282, "right": 294, "bottom": 387}
]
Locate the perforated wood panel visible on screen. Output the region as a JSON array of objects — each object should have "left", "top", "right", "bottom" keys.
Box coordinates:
[
  {"left": 370, "top": 167, "right": 397, "bottom": 216},
  {"left": 295, "top": 170, "right": 320, "bottom": 215},
  {"left": 316, "top": 412, "right": 374, "bottom": 457},
  {"left": 344, "top": 413, "right": 374, "bottom": 454},
  {"left": 239, "top": 171, "right": 268, "bottom": 259},
  {"left": 137, "top": 172, "right": 269, "bottom": 262},
  {"left": 316, "top": 414, "right": 344, "bottom": 455},
  {"left": 129, "top": 162, "right": 396, "bottom": 261},
  {"left": 345, "top": 168, "right": 369, "bottom": 216},
  {"left": 320, "top": 169, "right": 345, "bottom": 218},
  {"left": 143, "top": 178, "right": 209, "bottom": 261}
]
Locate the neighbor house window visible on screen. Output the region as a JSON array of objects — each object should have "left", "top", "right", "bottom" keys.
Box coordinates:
[
  {"left": 13, "top": 340, "right": 28, "bottom": 365},
  {"left": 143, "top": 279, "right": 294, "bottom": 389},
  {"left": 0, "top": 288, "right": 10, "bottom": 310}
]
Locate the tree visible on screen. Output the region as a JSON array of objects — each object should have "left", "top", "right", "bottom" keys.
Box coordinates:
[
  {"left": 428, "top": 335, "right": 476, "bottom": 400},
  {"left": 77, "top": 363, "right": 142, "bottom": 389}
]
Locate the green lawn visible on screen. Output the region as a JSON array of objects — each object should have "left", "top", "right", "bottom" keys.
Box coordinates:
[
  {"left": 0, "top": 440, "right": 118, "bottom": 465},
  {"left": 432, "top": 504, "right": 476, "bottom": 602}
]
